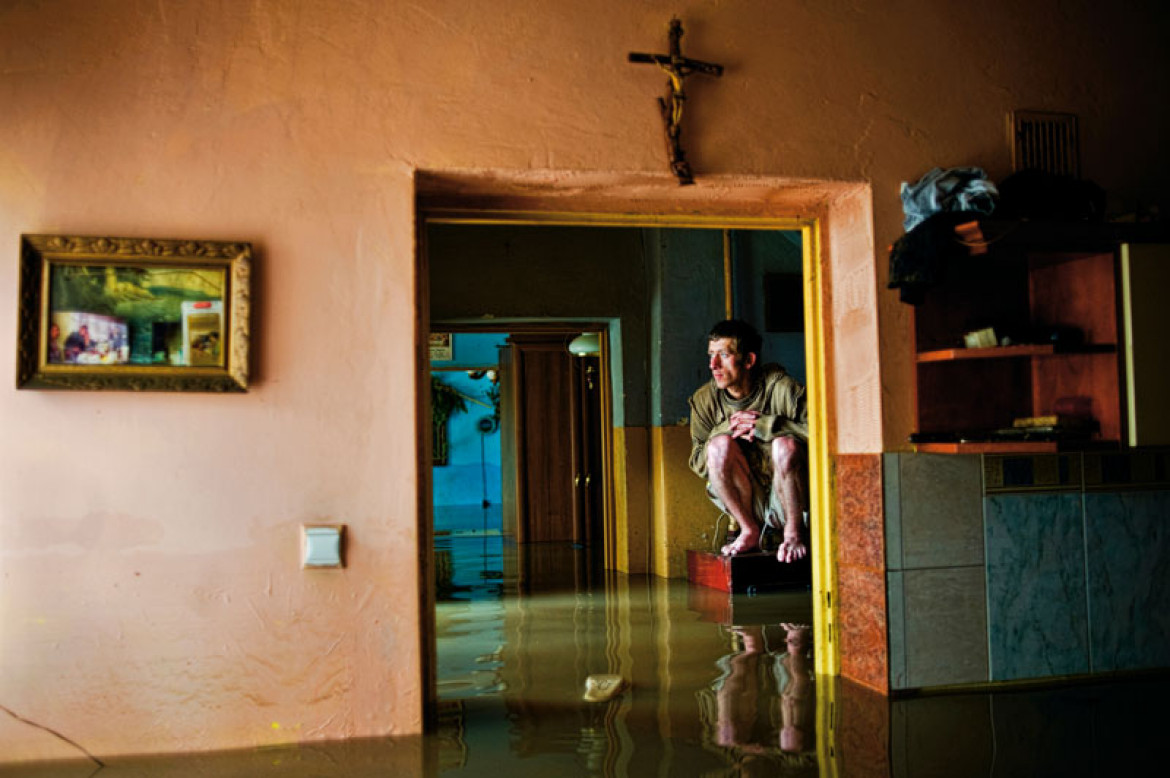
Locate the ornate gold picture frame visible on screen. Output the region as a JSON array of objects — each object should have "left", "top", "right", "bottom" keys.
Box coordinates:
[{"left": 17, "top": 234, "right": 252, "bottom": 392}]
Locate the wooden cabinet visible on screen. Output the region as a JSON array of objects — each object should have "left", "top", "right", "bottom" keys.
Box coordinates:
[{"left": 910, "top": 222, "right": 1168, "bottom": 454}]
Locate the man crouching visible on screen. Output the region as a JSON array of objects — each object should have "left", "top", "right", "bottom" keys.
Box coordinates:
[{"left": 688, "top": 320, "right": 809, "bottom": 562}]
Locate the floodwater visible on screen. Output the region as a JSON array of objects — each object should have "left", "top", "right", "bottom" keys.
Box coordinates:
[
  {"left": 5, "top": 507, "right": 1166, "bottom": 777},
  {"left": 431, "top": 520, "right": 818, "bottom": 777}
]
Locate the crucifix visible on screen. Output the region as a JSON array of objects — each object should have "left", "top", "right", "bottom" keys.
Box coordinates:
[{"left": 629, "top": 18, "right": 724, "bottom": 185}]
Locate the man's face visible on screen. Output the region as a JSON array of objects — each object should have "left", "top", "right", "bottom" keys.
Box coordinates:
[{"left": 707, "top": 337, "right": 755, "bottom": 397}]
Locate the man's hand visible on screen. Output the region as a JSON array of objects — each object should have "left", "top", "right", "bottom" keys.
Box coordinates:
[{"left": 728, "top": 410, "right": 759, "bottom": 440}]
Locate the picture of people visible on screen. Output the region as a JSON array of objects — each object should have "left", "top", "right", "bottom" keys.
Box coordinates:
[
  {"left": 46, "top": 263, "right": 225, "bottom": 367},
  {"left": 182, "top": 300, "right": 223, "bottom": 367},
  {"left": 46, "top": 322, "right": 63, "bottom": 363},
  {"left": 50, "top": 311, "right": 130, "bottom": 365}
]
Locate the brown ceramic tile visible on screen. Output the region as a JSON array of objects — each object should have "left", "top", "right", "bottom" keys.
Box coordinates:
[
  {"left": 836, "top": 454, "right": 885, "bottom": 570},
  {"left": 887, "top": 571, "right": 906, "bottom": 688},
  {"left": 899, "top": 454, "right": 984, "bottom": 569},
  {"left": 838, "top": 563, "right": 889, "bottom": 692},
  {"left": 884, "top": 454, "right": 904, "bottom": 571},
  {"left": 902, "top": 566, "right": 989, "bottom": 688}
]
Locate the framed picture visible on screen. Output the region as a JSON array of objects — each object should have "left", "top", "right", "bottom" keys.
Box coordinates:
[
  {"left": 429, "top": 332, "right": 453, "bottom": 361},
  {"left": 16, "top": 234, "right": 252, "bottom": 392}
]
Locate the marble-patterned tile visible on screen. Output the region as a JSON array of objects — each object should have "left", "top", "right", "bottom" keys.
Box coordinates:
[
  {"left": 899, "top": 454, "right": 984, "bottom": 569},
  {"left": 838, "top": 564, "right": 888, "bottom": 691},
  {"left": 887, "top": 571, "right": 907, "bottom": 689},
  {"left": 836, "top": 454, "right": 884, "bottom": 570},
  {"left": 984, "top": 494, "right": 1089, "bottom": 680},
  {"left": 1085, "top": 490, "right": 1170, "bottom": 672},
  {"left": 902, "top": 566, "right": 988, "bottom": 688},
  {"left": 884, "top": 453, "right": 903, "bottom": 571}
]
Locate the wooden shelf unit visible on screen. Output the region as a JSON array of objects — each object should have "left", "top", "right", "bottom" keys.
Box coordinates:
[{"left": 911, "top": 222, "right": 1131, "bottom": 455}]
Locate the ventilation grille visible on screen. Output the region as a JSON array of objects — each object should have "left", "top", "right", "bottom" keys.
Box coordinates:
[{"left": 1011, "top": 111, "right": 1079, "bottom": 177}]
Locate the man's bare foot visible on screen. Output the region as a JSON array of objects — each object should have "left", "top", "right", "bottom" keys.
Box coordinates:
[
  {"left": 720, "top": 529, "right": 760, "bottom": 556},
  {"left": 776, "top": 531, "right": 808, "bottom": 563}
]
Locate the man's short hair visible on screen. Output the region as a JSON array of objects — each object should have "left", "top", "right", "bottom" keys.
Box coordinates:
[{"left": 708, "top": 319, "right": 762, "bottom": 360}]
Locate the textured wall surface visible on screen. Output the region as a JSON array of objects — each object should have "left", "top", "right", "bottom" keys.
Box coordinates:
[{"left": 2, "top": 0, "right": 1168, "bottom": 761}]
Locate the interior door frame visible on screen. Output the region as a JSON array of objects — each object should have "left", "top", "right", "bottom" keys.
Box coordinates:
[
  {"left": 427, "top": 322, "right": 614, "bottom": 555},
  {"left": 416, "top": 198, "right": 839, "bottom": 728}
]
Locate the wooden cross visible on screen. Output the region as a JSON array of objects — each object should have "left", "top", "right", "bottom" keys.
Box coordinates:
[{"left": 629, "top": 18, "right": 724, "bottom": 185}]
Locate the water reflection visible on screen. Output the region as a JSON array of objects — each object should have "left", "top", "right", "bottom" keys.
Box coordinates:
[
  {"left": 434, "top": 523, "right": 817, "bottom": 776},
  {"left": 703, "top": 623, "right": 814, "bottom": 761}
]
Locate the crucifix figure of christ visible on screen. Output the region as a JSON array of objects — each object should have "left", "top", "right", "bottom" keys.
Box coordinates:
[{"left": 629, "top": 18, "right": 724, "bottom": 185}]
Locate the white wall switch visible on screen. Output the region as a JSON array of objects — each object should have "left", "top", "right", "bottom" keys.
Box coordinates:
[{"left": 302, "top": 524, "right": 345, "bottom": 569}]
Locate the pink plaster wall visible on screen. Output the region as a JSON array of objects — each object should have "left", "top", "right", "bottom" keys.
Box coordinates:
[{"left": 1, "top": 0, "right": 1167, "bottom": 761}]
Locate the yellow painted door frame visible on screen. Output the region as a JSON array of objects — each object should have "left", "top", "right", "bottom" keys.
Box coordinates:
[{"left": 420, "top": 208, "right": 838, "bottom": 681}]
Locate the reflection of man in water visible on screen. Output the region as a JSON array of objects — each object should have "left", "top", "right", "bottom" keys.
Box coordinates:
[
  {"left": 778, "top": 623, "right": 814, "bottom": 754},
  {"left": 711, "top": 623, "right": 815, "bottom": 757},
  {"left": 715, "top": 626, "right": 766, "bottom": 750}
]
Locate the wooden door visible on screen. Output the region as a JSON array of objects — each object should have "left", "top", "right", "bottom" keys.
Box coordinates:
[
  {"left": 509, "top": 334, "right": 577, "bottom": 543},
  {"left": 570, "top": 355, "right": 603, "bottom": 548}
]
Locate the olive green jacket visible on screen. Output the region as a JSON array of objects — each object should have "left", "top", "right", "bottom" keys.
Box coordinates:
[{"left": 687, "top": 363, "right": 809, "bottom": 480}]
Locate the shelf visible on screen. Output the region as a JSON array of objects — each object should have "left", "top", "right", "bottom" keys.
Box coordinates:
[
  {"left": 917, "top": 344, "right": 1052, "bottom": 362},
  {"left": 916, "top": 343, "right": 1117, "bottom": 363},
  {"left": 913, "top": 438, "right": 1120, "bottom": 455},
  {"left": 915, "top": 440, "right": 1059, "bottom": 454}
]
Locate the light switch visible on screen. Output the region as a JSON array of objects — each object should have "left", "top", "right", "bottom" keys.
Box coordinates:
[{"left": 302, "top": 524, "right": 345, "bottom": 569}]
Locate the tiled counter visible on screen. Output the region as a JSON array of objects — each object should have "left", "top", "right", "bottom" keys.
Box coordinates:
[{"left": 884, "top": 450, "right": 1170, "bottom": 691}]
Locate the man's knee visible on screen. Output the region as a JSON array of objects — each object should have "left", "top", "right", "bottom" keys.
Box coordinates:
[
  {"left": 706, "top": 434, "right": 739, "bottom": 474},
  {"left": 771, "top": 436, "right": 804, "bottom": 474}
]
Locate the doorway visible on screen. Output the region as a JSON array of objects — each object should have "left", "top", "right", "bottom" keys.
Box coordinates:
[
  {"left": 430, "top": 325, "right": 611, "bottom": 589},
  {"left": 422, "top": 214, "right": 829, "bottom": 701},
  {"left": 415, "top": 170, "right": 861, "bottom": 726}
]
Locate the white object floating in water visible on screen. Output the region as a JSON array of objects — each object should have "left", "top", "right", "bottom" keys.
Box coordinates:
[{"left": 582, "top": 674, "right": 626, "bottom": 703}]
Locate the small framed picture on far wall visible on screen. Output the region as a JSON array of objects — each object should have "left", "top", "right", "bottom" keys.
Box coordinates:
[{"left": 429, "top": 332, "right": 453, "bottom": 361}]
